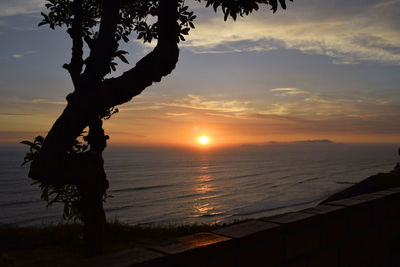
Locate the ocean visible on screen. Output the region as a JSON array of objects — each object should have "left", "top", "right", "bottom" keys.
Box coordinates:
[{"left": 0, "top": 143, "right": 398, "bottom": 226}]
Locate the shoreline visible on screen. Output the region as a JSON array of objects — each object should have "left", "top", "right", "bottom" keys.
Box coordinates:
[{"left": 321, "top": 171, "right": 400, "bottom": 203}]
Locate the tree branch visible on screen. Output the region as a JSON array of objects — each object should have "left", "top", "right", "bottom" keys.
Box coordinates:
[
  {"left": 64, "top": 0, "right": 84, "bottom": 89},
  {"left": 82, "top": 0, "right": 121, "bottom": 83},
  {"left": 97, "top": 0, "right": 180, "bottom": 109}
]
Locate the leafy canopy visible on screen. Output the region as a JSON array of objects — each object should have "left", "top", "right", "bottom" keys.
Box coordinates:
[{"left": 39, "top": 0, "right": 291, "bottom": 72}]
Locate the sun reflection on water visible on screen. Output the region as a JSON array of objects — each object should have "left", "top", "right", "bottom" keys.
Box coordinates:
[
  {"left": 193, "top": 202, "right": 213, "bottom": 214},
  {"left": 192, "top": 160, "right": 221, "bottom": 218}
]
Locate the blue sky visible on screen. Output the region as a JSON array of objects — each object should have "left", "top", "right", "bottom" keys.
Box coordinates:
[{"left": 0, "top": 0, "right": 399, "bottom": 145}]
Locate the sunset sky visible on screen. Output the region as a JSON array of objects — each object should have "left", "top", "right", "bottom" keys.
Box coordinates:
[{"left": 0, "top": 0, "right": 399, "bottom": 146}]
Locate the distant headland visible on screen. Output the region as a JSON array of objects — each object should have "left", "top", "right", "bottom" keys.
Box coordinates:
[
  {"left": 273, "top": 139, "right": 334, "bottom": 144},
  {"left": 241, "top": 139, "right": 336, "bottom": 147}
]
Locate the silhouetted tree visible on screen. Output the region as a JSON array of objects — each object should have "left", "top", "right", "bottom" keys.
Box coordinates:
[{"left": 25, "top": 0, "right": 292, "bottom": 256}]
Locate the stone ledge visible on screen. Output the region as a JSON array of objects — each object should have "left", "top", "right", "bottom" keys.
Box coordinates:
[
  {"left": 371, "top": 187, "right": 400, "bottom": 198},
  {"left": 150, "top": 232, "right": 234, "bottom": 266},
  {"left": 213, "top": 220, "right": 283, "bottom": 266},
  {"left": 302, "top": 204, "right": 344, "bottom": 216},
  {"left": 261, "top": 212, "right": 321, "bottom": 260},
  {"left": 326, "top": 197, "right": 370, "bottom": 207},
  {"left": 85, "top": 188, "right": 400, "bottom": 266},
  {"left": 261, "top": 211, "right": 319, "bottom": 229},
  {"left": 151, "top": 232, "right": 231, "bottom": 255},
  {"left": 351, "top": 193, "right": 387, "bottom": 202},
  {"left": 212, "top": 219, "right": 280, "bottom": 240}
]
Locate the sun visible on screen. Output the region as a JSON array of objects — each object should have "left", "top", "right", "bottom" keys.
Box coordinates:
[{"left": 198, "top": 136, "right": 210, "bottom": 145}]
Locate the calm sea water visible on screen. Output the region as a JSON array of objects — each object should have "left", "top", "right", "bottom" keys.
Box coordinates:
[{"left": 0, "top": 143, "right": 397, "bottom": 226}]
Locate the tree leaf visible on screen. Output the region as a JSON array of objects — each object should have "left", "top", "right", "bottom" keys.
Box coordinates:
[
  {"left": 181, "top": 28, "right": 190, "bottom": 35},
  {"left": 20, "top": 141, "right": 34, "bottom": 147},
  {"left": 279, "top": 0, "right": 287, "bottom": 9},
  {"left": 116, "top": 54, "right": 129, "bottom": 64},
  {"left": 34, "top": 136, "right": 44, "bottom": 144}
]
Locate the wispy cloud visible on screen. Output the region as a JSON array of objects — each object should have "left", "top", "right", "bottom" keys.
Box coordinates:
[
  {"left": 0, "top": 130, "right": 45, "bottom": 143},
  {"left": 12, "top": 54, "right": 22, "bottom": 59},
  {"left": 166, "top": 112, "right": 192, "bottom": 117},
  {"left": 119, "top": 105, "right": 164, "bottom": 112},
  {"left": 149, "top": 89, "right": 398, "bottom": 123},
  {"left": 270, "top": 88, "right": 310, "bottom": 96},
  {"left": 10, "top": 50, "right": 37, "bottom": 59},
  {"left": 160, "top": 94, "right": 250, "bottom": 114},
  {"left": 0, "top": 112, "right": 32, "bottom": 116},
  {"left": 106, "top": 131, "right": 146, "bottom": 138},
  {"left": 4, "top": 0, "right": 399, "bottom": 66},
  {"left": 0, "top": 0, "right": 44, "bottom": 17},
  {"left": 182, "top": 0, "right": 400, "bottom": 65},
  {"left": 31, "top": 98, "right": 66, "bottom": 105}
]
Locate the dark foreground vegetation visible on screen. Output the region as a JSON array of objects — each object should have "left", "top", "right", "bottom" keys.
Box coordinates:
[{"left": 0, "top": 220, "right": 223, "bottom": 266}]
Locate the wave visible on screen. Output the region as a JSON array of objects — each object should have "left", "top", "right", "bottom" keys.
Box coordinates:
[
  {"left": 110, "top": 184, "right": 172, "bottom": 193},
  {"left": 296, "top": 176, "right": 322, "bottom": 185},
  {"left": 176, "top": 193, "right": 201, "bottom": 199},
  {"left": 197, "top": 212, "right": 226, "bottom": 218},
  {"left": 336, "top": 181, "right": 356, "bottom": 185},
  {"left": 230, "top": 173, "right": 261, "bottom": 180},
  {"left": 231, "top": 196, "right": 326, "bottom": 217},
  {"left": 0, "top": 199, "right": 41, "bottom": 208},
  {"left": 13, "top": 214, "right": 61, "bottom": 226},
  {"left": 191, "top": 211, "right": 226, "bottom": 218},
  {"left": 105, "top": 205, "right": 133, "bottom": 212}
]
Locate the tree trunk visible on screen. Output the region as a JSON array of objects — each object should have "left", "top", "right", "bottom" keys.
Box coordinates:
[
  {"left": 27, "top": 0, "right": 180, "bottom": 256},
  {"left": 77, "top": 119, "right": 109, "bottom": 256}
]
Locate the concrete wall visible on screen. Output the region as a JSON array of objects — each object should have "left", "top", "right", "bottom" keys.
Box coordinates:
[{"left": 88, "top": 187, "right": 400, "bottom": 266}]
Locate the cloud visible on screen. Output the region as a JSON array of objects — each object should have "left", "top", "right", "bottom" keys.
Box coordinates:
[
  {"left": 10, "top": 51, "right": 36, "bottom": 59},
  {"left": 270, "top": 88, "right": 310, "bottom": 96},
  {"left": 166, "top": 112, "right": 192, "bottom": 117},
  {"left": 0, "top": 0, "right": 44, "bottom": 17},
  {"left": 4, "top": 0, "right": 398, "bottom": 66},
  {"left": 29, "top": 98, "right": 66, "bottom": 105},
  {"left": 0, "top": 97, "right": 67, "bottom": 116},
  {"left": 160, "top": 94, "right": 250, "bottom": 114},
  {"left": 182, "top": 0, "right": 400, "bottom": 65},
  {"left": 0, "top": 112, "right": 32, "bottom": 116},
  {"left": 106, "top": 131, "right": 146, "bottom": 138},
  {"left": 149, "top": 88, "right": 399, "bottom": 127},
  {"left": 119, "top": 105, "right": 164, "bottom": 112},
  {"left": 0, "top": 130, "right": 44, "bottom": 143}
]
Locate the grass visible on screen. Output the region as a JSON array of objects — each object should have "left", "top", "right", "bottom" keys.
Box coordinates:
[
  {"left": 103, "top": 219, "right": 225, "bottom": 251},
  {"left": 0, "top": 219, "right": 226, "bottom": 266}
]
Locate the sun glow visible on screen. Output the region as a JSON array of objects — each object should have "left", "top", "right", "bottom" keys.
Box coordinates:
[{"left": 198, "top": 136, "right": 210, "bottom": 145}]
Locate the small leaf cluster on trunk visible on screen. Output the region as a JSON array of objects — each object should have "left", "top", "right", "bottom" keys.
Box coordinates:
[{"left": 22, "top": 135, "right": 113, "bottom": 222}]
